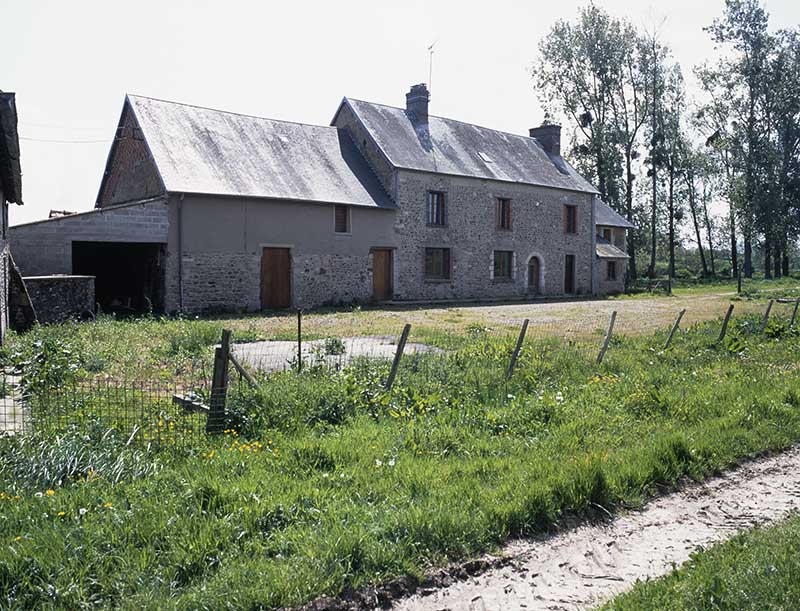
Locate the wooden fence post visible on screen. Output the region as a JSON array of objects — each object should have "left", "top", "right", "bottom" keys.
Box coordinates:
[
  {"left": 718, "top": 304, "right": 734, "bottom": 343},
  {"left": 791, "top": 298, "right": 800, "bottom": 328},
  {"left": 385, "top": 324, "right": 411, "bottom": 390},
  {"left": 759, "top": 300, "right": 774, "bottom": 334},
  {"left": 296, "top": 309, "right": 303, "bottom": 372},
  {"left": 207, "top": 328, "right": 231, "bottom": 433},
  {"left": 596, "top": 311, "right": 617, "bottom": 365},
  {"left": 664, "top": 309, "right": 686, "bottom": 349},
  {"left": 507, "top": 319, "right": 529, "bottom": 380}
]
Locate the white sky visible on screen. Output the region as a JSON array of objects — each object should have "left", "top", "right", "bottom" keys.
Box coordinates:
[{"left": 3, "top": 0, "right": 799, "bottom": 225}]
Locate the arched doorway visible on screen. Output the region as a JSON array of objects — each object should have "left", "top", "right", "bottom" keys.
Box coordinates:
[{"left": 527, "top": 256, "right": 541, "bottom": 295}]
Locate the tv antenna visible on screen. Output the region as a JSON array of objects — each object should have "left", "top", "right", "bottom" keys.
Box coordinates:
[{"left": 428, "top": 41, "right": 437, "bottom": 95}]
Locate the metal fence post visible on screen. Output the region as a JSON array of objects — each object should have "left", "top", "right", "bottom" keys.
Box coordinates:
[
  {"left": 718, "top": 304, "right": 734, "bottom": 343},
  {"left": 207, "top": 328, "right": 231, "bottom": 433},
  {"left": 385, "top": 324, "right": 411, "bottom": 390},
  {"left": 507, "top": 319, "right": 529, "bottom": 380},
  {"left": 596, "top": 311, "right": 617, "bottom": 365},
  {"left": 664, "top": 308, "right": 686, "bottom": 349},
  {"left": 296, "top": 309, "right": 303, "bottom": 372},
  {"left": 759, "top": 300, "right": 774, "bottom": 334}
]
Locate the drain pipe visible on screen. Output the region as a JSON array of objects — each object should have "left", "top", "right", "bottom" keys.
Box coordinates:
[{"left": 177, "top": 193, "right": 184, "bottom": 312}]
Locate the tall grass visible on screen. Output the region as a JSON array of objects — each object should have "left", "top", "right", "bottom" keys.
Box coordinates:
[{"left": 0, "top": 316, "right": 799, "bottom": 609}]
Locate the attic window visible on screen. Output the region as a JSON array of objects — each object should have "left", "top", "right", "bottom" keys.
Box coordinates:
[
  {"left": 334, "top": 205, "right": 350, "bottom": 234},
  {"left": 478, "top": 151, "right": 494, "bottom": 164}
]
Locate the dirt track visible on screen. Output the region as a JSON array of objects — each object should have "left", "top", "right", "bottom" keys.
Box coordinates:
[{"left": 387, "top": 447, "right": 800, "bottom": 611}]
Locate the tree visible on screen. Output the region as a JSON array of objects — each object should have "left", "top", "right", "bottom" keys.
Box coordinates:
[{"left": 532, "top": 4, "right": 648, "bottom": 277}]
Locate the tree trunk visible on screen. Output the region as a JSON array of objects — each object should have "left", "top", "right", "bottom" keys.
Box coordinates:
[
  {"left": 730, "top": 213, "right": 738, "bottom": 278},
  {"left": 625, "top": 153, "right": 637, "bottom": 279},
  {"left": 764, "top": 236, "right": 772, "bottom": 280},
  {"left": 649, "top": 167, "right": 657, "bottom": 278},
  {"left": 701, "top": 182, "right": 716, "bottom": 276},
  {"left": 688, "top": 172, "right": 708, "bottom": 276},
  {"left": 744, "top": 234, "right": 753, "bottom": 278},
  {"left": 773, "top": 242, "right": 782, "bottom": 279},
  {"left": 782, "top": 244, "right": 790, "bottom": 277},
  {"left": 668, "top": 163, "right": 675, "bottom": 279}
]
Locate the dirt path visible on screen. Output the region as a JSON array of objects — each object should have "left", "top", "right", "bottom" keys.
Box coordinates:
[{"left": 387, "top": 447, "right": 800, "bottom": 611}]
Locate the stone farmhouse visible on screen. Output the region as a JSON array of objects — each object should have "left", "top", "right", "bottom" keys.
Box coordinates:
[{"left": 10, "top": 84, "right": 632, "bottom": 314}]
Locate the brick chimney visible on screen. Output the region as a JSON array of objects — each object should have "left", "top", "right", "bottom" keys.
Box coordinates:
[
  {"left": 406, "top": 83, "right": 430, "bottom": 123},
  {"left": 529, "top": 123, "right": 562, "bottom": 157}
]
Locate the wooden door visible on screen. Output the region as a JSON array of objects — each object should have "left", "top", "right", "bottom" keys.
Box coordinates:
[
  {"left": 528, "top": 257, "right": 540, "bottom": 294},
  {"left": 564, "top": 254, "right": 575, "bottom": 294},
  {"left": 260, "top": 248, "right": 291, "bottom": 309},
  {"left": 372, "top": 249, "right": 393, "bottom": 302}
]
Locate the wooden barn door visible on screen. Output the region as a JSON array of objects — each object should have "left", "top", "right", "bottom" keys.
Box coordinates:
[
  {"left": 564, "top": 254, "right": 575, "bottom": 294},
  {"left": 372, "top": 249, "right": 393, "bottom": 302},
  {"left": 528, "top": 257, "right": 540, "bottom": 295},
  {"left": 260, "top": 248, "right": 291, "bottom": 309}
]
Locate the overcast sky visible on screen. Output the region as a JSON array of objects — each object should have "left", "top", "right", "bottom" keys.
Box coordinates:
[{"left": 3, "top": 0, "right": 799, "bottom": 225}]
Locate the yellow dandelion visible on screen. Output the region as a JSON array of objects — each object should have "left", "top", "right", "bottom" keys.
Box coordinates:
[
  {"left": 103, "top": 502, "right": 113, "bottom": 508},
  {"left": 14, "top": 536, "right": 22, "bottom": 541},
  {"left": 57, "top": 511, "right": 66, "bottom": 517},
  {"left": 46, "top": 489, "right": 55, "bottom": 497}
]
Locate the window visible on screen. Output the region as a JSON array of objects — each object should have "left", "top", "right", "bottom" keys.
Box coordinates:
[
  {"left": 493, "top": 250, "right": 513, "bottom": 280},
  {"left": 334, "top": 205, "right": 349, "bottom": 233},
  {"left": 607, "top": 261, "right": 617, "bottom": 281},
  {"left": 424, "top": 247, "right": 451, "bottom": 280},
  {"left": 602, "top": 228, "right": 612, "bottom": 241},
  {"left": 496, "top": 198, "right": 512, "bottom": 230},
  {"left": 427, "top": 191, "right": 446, "bottom": 226},
  {"left": 564, "top": 205, "right": 577, "bottom": 234}
]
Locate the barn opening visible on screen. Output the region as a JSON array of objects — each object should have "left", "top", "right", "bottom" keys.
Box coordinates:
[{"left": 72, "top": 241, "right": 165, "bottom": 315}]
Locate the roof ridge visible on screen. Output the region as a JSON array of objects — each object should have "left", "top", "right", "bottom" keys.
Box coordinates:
[
  {"left": 127, "top": 94, "right": 338, "bottom": 131},
  {"left": 345, "top": 97, "right": 537, "bottom": 143}
]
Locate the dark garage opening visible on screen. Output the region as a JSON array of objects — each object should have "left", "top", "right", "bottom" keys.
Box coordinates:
[{"left": 72, "top": 241, "right": 165, "bottom": 314}]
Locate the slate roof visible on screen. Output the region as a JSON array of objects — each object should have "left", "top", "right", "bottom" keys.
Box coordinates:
[
  {"left": 596, "top": 236, "right": 629, "bottom": 259},
  {"left": 337, "top": 98, "right": 598, "bottom": 194},
  {"left": 0, "top": 91, "right": 23, "bottom": 205},
  {"left": 594, "top": 199, "right": 634, "bottom": 229},
  {"left": 125, "top": 95, "right": 393, "bottom": 208}
]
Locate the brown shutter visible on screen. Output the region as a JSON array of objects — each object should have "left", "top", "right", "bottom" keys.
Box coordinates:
[{"left": 335, "top": 205, "right": 348, "bottom": 233}]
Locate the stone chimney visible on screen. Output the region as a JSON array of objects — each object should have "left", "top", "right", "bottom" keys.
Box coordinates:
[
  {"left": 529, "top": 123, "right": 562, "bottom": 157},
  {"left": 405, "top": 83, "right": 430, "bottom": 123}
]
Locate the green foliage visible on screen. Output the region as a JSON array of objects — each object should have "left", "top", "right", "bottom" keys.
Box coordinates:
[{"left": 0, "top": 420, "right": 161, "bottom": 489}]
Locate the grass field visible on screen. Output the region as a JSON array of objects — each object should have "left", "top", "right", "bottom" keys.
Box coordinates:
[
  {"left": 603, "top": 513, "right": 800, "bottom": 610},
  {"left": 1, "top": 293, "right": 800, "bottom": 608}
]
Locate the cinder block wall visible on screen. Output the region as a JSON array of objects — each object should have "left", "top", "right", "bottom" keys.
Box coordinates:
[
  {"left": 9, "top": 199, "right": 169, "bottom": 277},
  {"left": 391, "top": 170, "right": 595, "bottom": 301}
]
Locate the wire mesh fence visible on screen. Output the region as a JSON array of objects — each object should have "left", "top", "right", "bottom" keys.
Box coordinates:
[{"left": 2, "top": 297, "right": 798, "bottom": 446}]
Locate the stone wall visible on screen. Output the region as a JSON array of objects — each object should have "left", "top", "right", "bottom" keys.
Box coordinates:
[
  {"left": 391, "top": 170, "right": 595, "bottom": 301},
  {"left": 22, "top": 275, "right": 95, "bottom": 324},
  {"left": 595, "top": 259, "right": 626, "bottom": 295},
  {"left": 9, "top": 199, "right": 169, "bottom": 277}
]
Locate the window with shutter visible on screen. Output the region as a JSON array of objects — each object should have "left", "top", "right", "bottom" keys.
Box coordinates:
[
  {"left": 496, "top": 198, "right": 512, "bottom": 230},
  {"left": 564, "top": 205, "right": 577, "bottom": 234},
  {"left": 493, "top": 251, "right": 513, "bottom": 279},
  {"left": 334, "top": 205, "right": 349, "bottom": 233},
  {"left": 427, "top": 191, "right": 446, "bottom": 226},
  {"left": 424, "top": 248, "right": 451, "bottom": 279}
]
